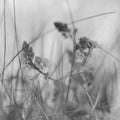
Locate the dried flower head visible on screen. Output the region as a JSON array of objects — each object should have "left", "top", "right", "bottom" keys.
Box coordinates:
[
  {"left": 76, "top": 37, "right": 96, "bottom": 56},
  {"left": 21, "top": 41, "right": 34, "bottom": 67},
  {"left": 54, "top": 22, "right": 71, "bottom": 38},
  {"left": 21, "top": 41, "right": 50, "bottom": 80},
  {"left": 54, "top": 22, "right": 69, "bottom": 32},
  {"left": 34, "top": 56, "right": 43, "bottom": 70},
  {"left": 34, "top": 56, "right": 49, "bottom": 74}
]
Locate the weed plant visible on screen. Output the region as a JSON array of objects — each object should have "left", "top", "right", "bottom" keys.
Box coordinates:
[{"left": 0, "top": 0, "right": 119, "bottom": 120}]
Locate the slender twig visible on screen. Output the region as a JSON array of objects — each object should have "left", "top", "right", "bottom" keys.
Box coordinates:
[
  {"left": 46, "top": 11, "right": 116, "bottom": 35},
  {"left": 0, "top": 0, "right": 11, "bottom": 101},
  {"left": 93, "top": 90, "right": 101, "bottom": 110},
  {"left": 65, "top": 0, "right": 76, "bottom": 105},
  {"left": 79, "top": 74, "right": 94, "bottom": 108},
  {"left": 1, "top": 0, "right": 6, "bottom": 83},
  {"left": 13, "top": 0, "right": 23, "bottom": 83},
  {"left": 97, "top": 45, "right": 120, "bottom": 63},
  {"left": 68, "top": 11, "right": 116, "bottom": 25}
]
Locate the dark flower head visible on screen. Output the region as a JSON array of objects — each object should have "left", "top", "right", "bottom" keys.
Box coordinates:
[
  {"left": 22, "top": 41, "right": 29, "bottom": 53},
  {"left": 21, "top": 41, "right": 34, "bottom": 66},
  {"left": 75, "top": 37, "right": 97, "bottom": 57},
  {"left": 79, "top": 37, "right": 89, "bottom": 49},
  {"left": 79, "top": 37, "right": 96, "bottom": 49},
  {"left": 34, "top": 56, "right": 42, "bottom": 66},
  {"left": 54, "top": 22, "right": 69, "bottom": 33}
]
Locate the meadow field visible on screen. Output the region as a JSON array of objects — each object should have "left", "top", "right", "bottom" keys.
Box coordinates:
[{"left": 0, "top": 0, "right": 120, "bottom": 120}]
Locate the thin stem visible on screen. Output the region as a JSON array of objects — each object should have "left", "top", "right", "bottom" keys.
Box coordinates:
[
  {"left": 0, "top": 0, "right": 11, "bottom": 101},
  {"left": 65, "top": 0, "right": 76, "bottom": 105},
  {"left": 13, "top": 0, "right": 23, "bottom": 78},
  {"left": 68, "top": 11, "right": 116, "bottom": 25},
  {"left": 97, "top": 45, "right": 120, "bottom": 63},
  {"left": 2, "top": 0, "right": 6, "bottom": 83}
]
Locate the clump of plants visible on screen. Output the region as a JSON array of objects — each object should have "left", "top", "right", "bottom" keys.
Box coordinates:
[
  {"left": 16, "top": 20, "right": 110, "bottom": 120},
  {"left": 0, "top": 20, "right": 112, "bottom": 120},
  {"left": 0, "top": 2, "right": 117, "bottom": 119}
]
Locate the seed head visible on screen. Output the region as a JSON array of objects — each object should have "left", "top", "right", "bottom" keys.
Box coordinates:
[
  {"left": 21, "top": 41, "right": 34, "bottom": 66},
  {"left": 54, "top": 22, "right": 69, "bottom": 33}
]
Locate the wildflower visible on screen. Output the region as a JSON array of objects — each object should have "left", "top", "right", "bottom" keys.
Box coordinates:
[
  {"left": 34, "top": 56, "right": 48, "bottom": 70},
  {"left": 21, "top": 41, "right": 34, "bottom": 67},
  {"left": 54, "top": 22, "right": 71, "bottom": 38},
  {"left": 54, "top": 22, "right": 69, "bottom": 32},
  {"left": 34, "top": 56, "right": 44, "bottom": 70},
  {"left": 76, "top": 37, "right": 96, "bottom": 56},
  {"left": 21, "top": 41, "right": 50, "bottom": 81},
  {"left": 34, "top": 56, "right": 42, "bottom": 66}
]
